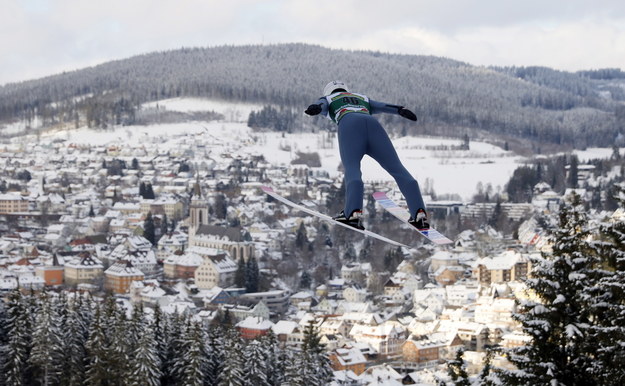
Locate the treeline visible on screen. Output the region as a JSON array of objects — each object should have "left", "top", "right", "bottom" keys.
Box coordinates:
[
  {"left": 1, "top": 44, "right": 623, "bottom": 148},
  {"left": 505, "top": 149, "right": 625, "bottom": 210},
  {"left": 0, "top": 291, "right": 332, "bottom": 386}
]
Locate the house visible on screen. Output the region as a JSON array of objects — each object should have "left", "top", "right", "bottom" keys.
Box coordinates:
[
  {"left": 35, "top": 253, "right": 64, "bottom": 286},
  {"left": 236, "top": 316, "right": 274, "bottom": 340},
  {"left": 0, "top": 193, "right": 29, "bottom": 214},
  {"left": 240, "top": 290, "right": 290, "bottom": 315},
  {"left": 104, "top": 260, "right": 145, "bottom": 294},
  {"left": 163, "top": 251, "right": 203, "bottom": 280},
  {"left": 194, "top": 250, "right": 237, "bottom": 290},
  {"left": 474, "top": 250, "right": 530, "bottom": 285},
  {"left": 402, "top": 332, "right": 463, "bottom": 364},
  {"left": 64, "top": 252, "right": 104, "bottom": 286},
  {"left": 434, "top": 265, "right": 465, "bottom": 286},
  {"left": 221, "top": 301, "right": 270, "bottom": 322},
  {"left": 130, "top": 280, "right": 167, "bottom": 306},
  {"left": 272, "top": 320, "right": 301, "bottom": 347},
  {"left": 383, "top": 278, "right": 402, "bottom": 297},
  {"left": 342, "top": 286, "right": 367, "bottom": 303},
  {"left": 349, "top": 322, "right": 407, "bottom": 359},
  {"left": 474, "top": 297, "right": 517, "bottom": 326},
  {"left": 329, "top": 346, "right": 367, "bottom": 375}
]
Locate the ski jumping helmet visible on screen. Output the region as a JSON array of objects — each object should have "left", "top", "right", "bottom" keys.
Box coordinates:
[{"left": 324, "top": 80, "right": 349, "bottom": 96}]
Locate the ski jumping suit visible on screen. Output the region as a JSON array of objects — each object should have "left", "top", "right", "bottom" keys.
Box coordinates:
[{"left": 315, "top": 91, "right": 426, "bottom": 218}]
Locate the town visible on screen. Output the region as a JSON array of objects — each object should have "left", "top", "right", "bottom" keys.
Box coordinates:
[{"left": 0, "top": 100, "right": 623, "bottom": 385}]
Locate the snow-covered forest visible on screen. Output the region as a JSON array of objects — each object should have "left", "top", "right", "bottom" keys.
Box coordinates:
[
  {"left": 0, "top": 291, "right": 332, "bottom": 386},
  {"left": 1, "top": 44, "right": 624, "bottom": 150}
]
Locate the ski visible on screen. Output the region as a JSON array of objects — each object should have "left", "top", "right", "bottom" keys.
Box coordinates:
[
  {"left": 260, "top": 186, "right": 409, "bottom": 248},
  {"left": 372, "top": 191, "right": 453, "bottom": 245}
]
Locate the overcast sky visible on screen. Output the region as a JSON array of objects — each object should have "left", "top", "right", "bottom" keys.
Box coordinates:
[{"left": 2, "top": 0, "right": 625, "bottom": 85}]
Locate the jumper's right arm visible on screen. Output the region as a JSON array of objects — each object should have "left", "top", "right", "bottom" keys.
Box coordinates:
[{"left": 305, "top": 97, "right": 328, "bottom": 116}]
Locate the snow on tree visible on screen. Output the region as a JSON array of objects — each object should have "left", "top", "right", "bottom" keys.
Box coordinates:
[
  {"left": 127, "top": 325, "right": 162, "bottom": 386},
  {"left": 446, "top": 347, "right": 471, "bottom": 386},
  {"left": 85, "top": 305, "right": 109, "bottom": 386},
  {"left": 218, "top": 329, "right": 246, "bottom": 386},
  {"left": 501, "top": 192, "right": 599, "bottom": 384},
  {"left": 2, "top": 290, "right": 33, "bottom": 386},
  {"left": 28, "top": 293, "right": 64, "bottom": 386},
  {"left": 586, "top": 184, "right": 625, "bottom": 384},
  {"left": 299, "top": 318, "right": 333, "bottom": 386},
  {"left": 179, "top": 322, "right": 210, "bottom": 386},
  {"left": 243, "top": 340, "right": 270, "bottom": 386},
  {"left": 61, "top": 295, "right": 90, "bottom": 386}
]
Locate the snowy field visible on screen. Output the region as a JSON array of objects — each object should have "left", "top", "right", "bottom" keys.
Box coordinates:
[{"left": 17, "top": 97, "right": 622, "bottom": 201}]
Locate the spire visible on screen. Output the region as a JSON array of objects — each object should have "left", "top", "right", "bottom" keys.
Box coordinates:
[{"left": 192, "top": 173, "right": 202, "bottom": 199}]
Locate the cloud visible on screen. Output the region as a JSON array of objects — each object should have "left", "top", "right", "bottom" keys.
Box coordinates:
[{"left": 1, "top": 0, "right": 625, "bottom": 84}]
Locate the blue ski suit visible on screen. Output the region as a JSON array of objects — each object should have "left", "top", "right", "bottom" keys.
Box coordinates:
[{"left": 309, "top": 91, "right": 426, "bottom": 218}]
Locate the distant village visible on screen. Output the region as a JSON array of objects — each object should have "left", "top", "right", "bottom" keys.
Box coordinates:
[{"left": 0, "top": 127, "right": 619, "bottom": 385}]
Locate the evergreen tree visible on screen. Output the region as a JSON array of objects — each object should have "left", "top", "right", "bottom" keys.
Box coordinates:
[
  {"left": 127, "top": 326, "right": 162, "bottom": 386},
  {"left": 234, "top": 256, "right": 246, "bottom": 288},
  {"left": 568, "top": 155, "right": 579, "bottom": 188},
  {"left": 131, "top": 157, "right": 139, "bottom": 170},
  {"left": 243, "top": 340, "right": 270, "bottom": 386},
  {"left": 502, "top": 193, "right": 598, "bottom": 385},
  {"left": 245, "top": 256, "right": 259, "bottom": 293},
  {"left": 161, "top": 313, "right": 184, "bottom": 385},
  {"left": 28, "top": 293, "right": 64, "bottom": 386},
  {"left": 586, "top": 185, "right": 625, "bottom": 384},
  {"left": 295, "top": 222, "right": 308, "bottom": 250},
  {"left": 160, "top": 213, "right": 169, "bottom": 237},
  {"left": 179, "top": 323, "right": 209, "bottom": 386},
  {"left": 218, "top": 330, "right": 245, "bottom": 386},
  {"left": 139, "top": 181, "right": 146, "bottom": 198},
  {"left": 300, "top": 319, "right": 333, "bottom": 385},
  {"left": 3, "top": 290, "right": 33, "bottom": 386},
  {"left": 85, "top": 305, "right": 109, "bottom": 386},
  {"left": 145, "top": 183, "right": 155, "bottom": 199},
  {"left": 299, "top": 271, "right": 312, "bottom": 290},
  {"left": 143, "top": 212, "right": 156, "bottom": 245},
  {"left": 447, "top": 348, "right": 471, "bottom": 386},
  {"left": 88, "top": 204, "right": 95, "bottom": 217},
  {"left": 259, "top": 331, "right": 285, "bottom": 386},
  {"left": 61, "top": 296, "right": 89, "bottom": 386},
  {"left": 205, "top": 325, "right": 226, "bottom": 385}
]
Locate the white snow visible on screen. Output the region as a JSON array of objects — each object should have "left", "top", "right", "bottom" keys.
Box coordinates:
[{"left": 16, "top": 97, "right": 621, "bottom": 201}]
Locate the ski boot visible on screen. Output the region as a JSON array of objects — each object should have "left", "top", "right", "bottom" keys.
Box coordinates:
[
  {"left": 409, "top": 209, "right": 430, "bottom": 230},
  {"left": 333, "top": 209, "right": 365, "bottom": 230}
]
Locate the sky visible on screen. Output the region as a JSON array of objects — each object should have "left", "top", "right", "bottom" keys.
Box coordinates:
[{"left": 2, "top": 0, "right": 625, "bottom": 85}]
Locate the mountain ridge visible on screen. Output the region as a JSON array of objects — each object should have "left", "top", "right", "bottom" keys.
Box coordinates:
[{"left": 1, "top": 43, "right": 623, "bottom": 151}]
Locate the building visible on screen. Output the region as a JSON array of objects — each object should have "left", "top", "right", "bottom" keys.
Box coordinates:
[
  {"left": 64, "top": 252, "right": 104, "bottom": 286},
  {"left": 329, "top": 346, "right": 368, "bottom": 375},
  {"left": 35, "top": 254, "right": 64, "bottom": 286},
  {"left": 187, "top": 183, "right": 254, "bottom": 262},
  {"left": 475, "top": 250, "right": 530, "bottom": 285},
  {"left": 194, "top": 250, "right": 237, "bottom": 289},
  {"left": 236, "top": 316, "right": 274, "bottom": 340},
  {"left": 0, "top": 193, "right": 29, "bottom": 214},
  {"left": 349, "top": 322, "right": 407, "bottom": 359},
  {"left": 104, "top": 260, "right": 145, "bottom": 294},
  {"left": 240, "top": 290, "right": 290, "bottom": 315},
  {"left": 163, "top": 251, "right": 203, "bottom": 280}
]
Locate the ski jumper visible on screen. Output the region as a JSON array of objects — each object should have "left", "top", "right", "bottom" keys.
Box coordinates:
[{"left": 315, "top": 91, "right": 426, "bottom": 218}]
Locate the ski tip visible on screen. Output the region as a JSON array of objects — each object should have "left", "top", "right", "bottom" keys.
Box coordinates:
[{"left": 260, "top": 186, "right": 273, "bottom": 193}]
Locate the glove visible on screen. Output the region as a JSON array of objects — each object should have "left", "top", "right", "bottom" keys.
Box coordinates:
[
  {"left": 305, "top": 104, "right": 322, "bottom": 116},
  {"left": 398, "top": 107, "right": 417, "bottom": 121}
]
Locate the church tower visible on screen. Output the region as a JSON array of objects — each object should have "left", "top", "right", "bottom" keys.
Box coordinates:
[{"left": 188, "top": 178, "right": 209, "bottom": 238}]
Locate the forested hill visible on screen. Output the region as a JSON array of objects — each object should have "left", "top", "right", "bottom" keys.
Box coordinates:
[{"left": 1, "top": 43, "right": 624, "bottom": 150}]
